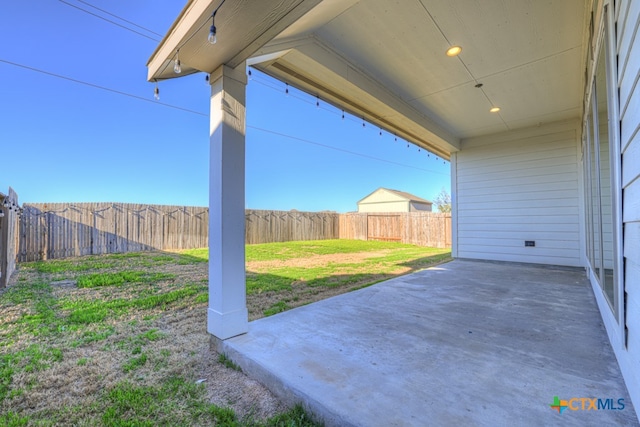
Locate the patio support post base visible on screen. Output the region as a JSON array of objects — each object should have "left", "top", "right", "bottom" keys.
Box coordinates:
[{"left": 207, "top": 63, "right": 248, "bottom": 340}]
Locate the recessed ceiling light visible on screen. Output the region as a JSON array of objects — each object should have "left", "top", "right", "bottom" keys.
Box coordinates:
[
  {"left": 490, "top": 107, "right": 501, "bottom": 113},
  {"left": 446, "top": 46, "right": 462, "bottom": 57}
]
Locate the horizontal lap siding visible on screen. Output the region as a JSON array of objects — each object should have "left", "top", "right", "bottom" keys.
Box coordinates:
[
  {"left": 456, "top": 122, "right": 581, "bottom": 266},
  {"left": 618, "top": 0, "right": 640, "bottom": 408}
]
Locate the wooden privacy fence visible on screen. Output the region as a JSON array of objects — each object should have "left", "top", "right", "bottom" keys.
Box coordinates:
[
  {"left": 19, "top": 203, "right": 209, "bottom": 262},
  {"left": 0, "top": 188, "right": 20, "bottom": 288},
  {"left": 339, "top": 212, "right": 451, "bottom": 248},
  {"left": 17, "top": 203, "right": 451, "bottom": 261},
  {"left": 18, "top": 204, "right": 340, "bottom": 261},
  {"left": 245, "top": 210, "right": 339, "bottom": 244}
]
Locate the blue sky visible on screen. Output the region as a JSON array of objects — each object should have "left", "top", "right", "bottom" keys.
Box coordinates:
[{"left": 0, "top": 1, "right": 450, "bottom": 213}]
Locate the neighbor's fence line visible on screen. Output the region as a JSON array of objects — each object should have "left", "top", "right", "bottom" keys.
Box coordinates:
[
  {"left": 18, "top": 203, "right": 451, "bottom": 261},
  {"left": 339, "top": 212, "right": 451, "bottom": 248},
  {"left": 245, "top": 210, "right": 339, "bottom": 244},
  {"left": 19, "top": 203, "right": 208, "bottom": 262},
  {"left": 0, "top": 188, "right": 20, "bottom": 288}
]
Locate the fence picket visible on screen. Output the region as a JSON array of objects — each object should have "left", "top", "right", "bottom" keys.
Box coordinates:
[{"left": 17, "top": 204, "right": 451, "bottom": 261}]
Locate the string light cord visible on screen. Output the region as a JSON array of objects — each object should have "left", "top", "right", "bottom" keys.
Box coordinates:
[
  {"left": 0, "top": 58, "right": 207, "bottom": 117},
  {"left": 247, "top": 125, "right": 449, "bottom": 176},
  {"left": 249, "top": 73, "right": 449, "bottom": 161},
  {"left": 54, "top": 0, "right": 455, "bottom": 158},
  {"left": 176, "top": 0, "right": 226, "bottom": 52},
  {"left": 58, "top": 0, "right": 160, "bottom": 42},
  {"left": 54, "top": 0, "right": 452, "bottom": 161},
  {"left": 157, "top": 0, "right": 228, "bottom": 78},
  {"left": 72, "top": 0, "right": 163, "bottom": 37},
  {"left": 0, "top": 59, "right": 448, "bottom": 173},
  {"left": 251, "top": 75, "right": 392, "bottom": 130}
]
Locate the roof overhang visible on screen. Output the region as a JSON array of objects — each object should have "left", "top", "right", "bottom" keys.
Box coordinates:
[
  {"left": 147, "top": 0, "right": 322, "bottom": 81},
  {"left": 148, "top": 0, "right": 590, "bottom": 159}
]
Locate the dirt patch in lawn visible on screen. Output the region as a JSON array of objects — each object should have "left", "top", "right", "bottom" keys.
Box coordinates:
[
  {"left": 1, "top": 245, "right": 450, "bottom": 424},
  {"left": 247, "top": 250, "right": 394, "bottom": 270}
]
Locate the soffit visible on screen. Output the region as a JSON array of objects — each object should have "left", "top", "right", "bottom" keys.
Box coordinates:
[
  {"left": 259, "top": 0, "right": 588, "bottom": 141},
  {"left": 149, "top": 0, "right": 589, "bottom": 153}
]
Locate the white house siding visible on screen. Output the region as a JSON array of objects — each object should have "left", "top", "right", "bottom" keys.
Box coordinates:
[
  {"left": 615, "top": 0, "right": 640, "bottom": 410},
  {"left": 454, "top": 120, "right": 582, "bottom": 267}
]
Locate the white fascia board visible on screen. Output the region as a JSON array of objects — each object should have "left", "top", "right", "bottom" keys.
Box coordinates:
[{"left": 147, "top": 0, "right": 210, "bottom": 81}]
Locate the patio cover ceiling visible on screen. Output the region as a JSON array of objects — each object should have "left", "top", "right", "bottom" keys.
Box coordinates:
[{"left": 147, "top": 0, "right": 589, "bottom": 159}]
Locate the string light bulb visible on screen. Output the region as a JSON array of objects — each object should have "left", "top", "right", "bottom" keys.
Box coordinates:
[
  {"left": 316, "top": 95, "right": 320, "bottom": 108},
  {"left": 342, "top": 110, "right": 345, "bottom": 120},
  {"left": 154, "top": 81, "right": 160, "bottom": 100},
  {"left": 173, "top": 51, "right": 181, "bottom": 74},
  {"left": 285, "top": 83, "right": 289, "bottom": 95},
  {"left": 206, "top": 1, "right": 226, "bottom": 44},
  {"left": 208, "top": 18, "right": 217, "bottom": 44}
]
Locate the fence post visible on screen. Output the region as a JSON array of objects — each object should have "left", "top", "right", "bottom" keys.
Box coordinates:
[
  {"left": 15, "top": 206, "right": 452, "bottom": 262},
  {"left": 0, "top": 188, "right": 19, "bottom": 288}
]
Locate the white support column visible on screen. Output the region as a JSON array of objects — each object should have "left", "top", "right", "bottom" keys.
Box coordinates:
[{"left": 208, "top": 64, "right": 248, "bottom": 340}]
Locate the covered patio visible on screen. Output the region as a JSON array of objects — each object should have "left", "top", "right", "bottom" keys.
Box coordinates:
[
  {"left": 147, "top": 0, "right": 640, "bottom": 422},
  {"left": 218, "top": 259, "right": 636, "bottom": 426}
]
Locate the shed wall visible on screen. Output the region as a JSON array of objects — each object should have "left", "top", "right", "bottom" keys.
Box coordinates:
[
  {"left": 358, "top": 201, "right": 408, "bottom": 213},
  {"left": 455, "top": 120, "right": 582, "bottom": 267}
]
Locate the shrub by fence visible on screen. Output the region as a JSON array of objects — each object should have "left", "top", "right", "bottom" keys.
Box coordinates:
[
  {"left": 17, "top": 202, "right": 451, "bottom": 262},
  {"left": 0, "top": 188, "right": 20, "bottom": 288}
]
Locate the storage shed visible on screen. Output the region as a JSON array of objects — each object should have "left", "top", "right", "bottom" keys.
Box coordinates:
[{"left": 357, "top": 188, "right": 432, "bottom": 213}]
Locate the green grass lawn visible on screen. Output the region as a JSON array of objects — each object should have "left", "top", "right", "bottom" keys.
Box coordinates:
[
  {"left": 184, "top": 239, "right": 451, "bottom": 317},
  {"left": 0, "top": 240, "right": 451, "bottom": 426}
]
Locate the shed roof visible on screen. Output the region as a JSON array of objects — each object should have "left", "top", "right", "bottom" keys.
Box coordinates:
[{"left": 358, "top": 188, "right": 432, "bottom": 205}]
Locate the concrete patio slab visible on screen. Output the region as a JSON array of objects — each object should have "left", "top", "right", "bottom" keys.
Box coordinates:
[{"left": 218, "top": 259, "right": 638, "bottom": 426}]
